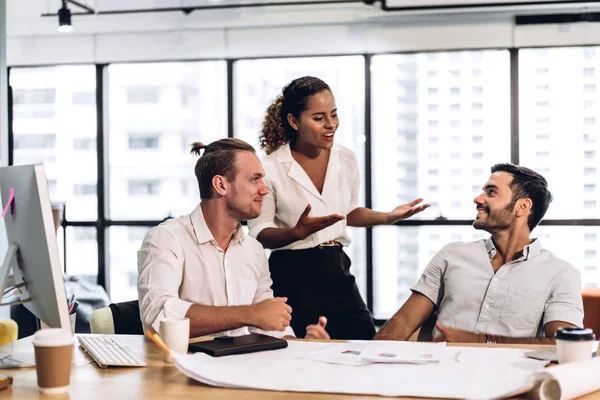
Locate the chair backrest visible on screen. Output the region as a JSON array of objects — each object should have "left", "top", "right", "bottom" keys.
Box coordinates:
[
  {"left": 90, "top": 300, "right": 142, "bottom": 335},
  {"left": 90, "top": 307, "right": 115, "bottom": 335},
  {"left": 109, "top": 300, "right": 143, "bottom": 335}
]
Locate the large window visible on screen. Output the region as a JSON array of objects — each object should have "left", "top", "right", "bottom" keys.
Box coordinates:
[
  {"left": 107, "top": 61, "right": 228, "bottom": 297},
  {"left": 234, "top": 56, "right": 368, "bottom": 297},
  {"left": 8, "top": 47, "right": 599, "bottom": 317},
  {"left": 11, "top": 66, "right": 97, "bottom": 221},
  {"left": 520, "top": 47, "right": 600, "bottom": 290},
  {"left": 107, "top": 62, "right": 228, "bottom": 220},
  {"left": 520, "top": 47, "right": 600, "bottom": 219},
  {"left": 10, "top": 65, "right": 98, "bottom": 281},
  {"left": 371, "top": 50, "right": 511, "bottom": 319}
]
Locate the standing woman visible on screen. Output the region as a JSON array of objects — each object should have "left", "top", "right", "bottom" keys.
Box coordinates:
[{"left": 248, "top": 76, "right": 429, "bottom": 340}]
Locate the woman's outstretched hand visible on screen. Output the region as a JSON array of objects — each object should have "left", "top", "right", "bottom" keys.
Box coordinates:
[
  {"left": 292, "top": 204, "right": 345, "bottom": 240},
  {"left": 387, "top": 198, "right": 430, "bottom": 224}
]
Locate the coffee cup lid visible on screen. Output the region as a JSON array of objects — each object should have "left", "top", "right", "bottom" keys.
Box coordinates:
[
  {"left": 33, "top": 328, "right": 74, "bottom": 347},
  {"left": 555, "top": 327, "right": 595, "bottom": 341}
]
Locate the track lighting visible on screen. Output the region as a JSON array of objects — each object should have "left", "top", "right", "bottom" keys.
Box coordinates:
[{"left": 58, "top": 0, "right": 73, "bottom": 33}]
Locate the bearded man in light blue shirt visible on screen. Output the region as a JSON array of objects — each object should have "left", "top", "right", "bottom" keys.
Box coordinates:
[{"left": 375, "top": 163, "right": 583, "bottom": 344}]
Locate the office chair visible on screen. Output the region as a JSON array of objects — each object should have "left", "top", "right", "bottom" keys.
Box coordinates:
[{"left": 90, "top": 300, "right": 143, "bottom": 335}]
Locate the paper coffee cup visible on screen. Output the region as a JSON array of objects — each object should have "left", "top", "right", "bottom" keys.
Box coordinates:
[
  {"left": 33, "top": 329, "right": 74, "bottom": 394},
  {"left": 555, "top": 327, "right": 595, "bottom": 364},
  {"left": 159, "top": 317, "right": 190, "bottom": 362}
]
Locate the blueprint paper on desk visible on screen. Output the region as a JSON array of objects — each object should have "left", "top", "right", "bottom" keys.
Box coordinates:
[{"left": 173, "top": 341, "right": 549, "bottom": 399}]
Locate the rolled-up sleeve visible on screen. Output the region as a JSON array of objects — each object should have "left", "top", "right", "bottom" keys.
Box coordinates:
[
  {"left": 247, "top": 247, "right": 296, "bottom": 338},
  {"left": 410, "top": 248, "right": 446, "bottom": 307},
  {"left": 248, "top": 180, "right": 277, "bottom": 239},
  {"left": 137, "top": 226, "right": 193, "bottom": 332},
  {"left": 544, "top": 269, "right": 584, "bottom": 328}
]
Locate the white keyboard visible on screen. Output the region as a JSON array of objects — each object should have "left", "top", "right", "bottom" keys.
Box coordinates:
[{"left": 78, "top": 335, "right": 146, "bottom": 368}]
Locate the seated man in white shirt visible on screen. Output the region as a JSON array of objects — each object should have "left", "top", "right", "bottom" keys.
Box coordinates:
[
  {"left": 137, "top": 138, "right": 329, "bottom": 339},
  {"left": 375, "top": 164, "right": 583, "bottom": 344}
]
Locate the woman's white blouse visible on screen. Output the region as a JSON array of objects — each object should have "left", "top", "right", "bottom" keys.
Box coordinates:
[{"left": 248, "top": 142, "right": 360, "bottom": 250}]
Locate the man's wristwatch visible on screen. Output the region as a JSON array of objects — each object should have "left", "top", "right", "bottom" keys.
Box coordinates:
[{"left": 485, "top": 334, "right": 496, "bottom": 344}]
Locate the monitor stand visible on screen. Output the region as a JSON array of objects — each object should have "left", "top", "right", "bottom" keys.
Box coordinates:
[{"left": 0, "top": 243, "right": 32, "bottom": 307}]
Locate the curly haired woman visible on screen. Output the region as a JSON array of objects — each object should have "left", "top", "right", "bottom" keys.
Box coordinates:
[{"left": 248, "top": 76, "right": 429, "bottom": 340}]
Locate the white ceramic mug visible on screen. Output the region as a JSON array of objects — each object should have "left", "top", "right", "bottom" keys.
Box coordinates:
[{"left": 159, "top": 317, "right": 190, "bottom": 362}]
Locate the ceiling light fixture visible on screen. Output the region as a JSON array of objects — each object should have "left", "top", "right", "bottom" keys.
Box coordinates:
[{"left": 58, "top": 0, "right": 73, "bottom": 33}]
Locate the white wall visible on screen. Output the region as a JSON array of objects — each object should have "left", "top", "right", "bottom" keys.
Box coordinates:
[
  {"left": 6, "top": 1, "right": 600, "bottom": 66},
  {"left": 9, "top": 19, "right": 600, "bottom": 66}
]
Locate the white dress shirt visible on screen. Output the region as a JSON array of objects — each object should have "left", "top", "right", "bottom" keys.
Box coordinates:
[
  {"left": 248, "top": 142, "right": 359, "bottom": 250},
  {"left": 137, "top": 204, "right": 295, "bottom": 338}
]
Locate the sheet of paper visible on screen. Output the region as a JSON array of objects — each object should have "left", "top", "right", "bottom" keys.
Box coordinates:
[
  {"left": 358, "top": 341, "right": 446, "bottom": 364},
  {"left": 299, "top": 342, "right": 371, "bottom": 366},
  {"left": 534, "top": 357, "right": 600, "bottom": 400},
  {"left": 173, "top": 341, "right": 548, "bottom": 399},
  {"left": 0, "top": 352, "right": 35, "bottom": 368}
]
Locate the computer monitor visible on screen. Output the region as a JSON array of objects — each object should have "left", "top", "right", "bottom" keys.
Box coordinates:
[{"left": 0, "top": 164, "right": 70, "bottom": 331}]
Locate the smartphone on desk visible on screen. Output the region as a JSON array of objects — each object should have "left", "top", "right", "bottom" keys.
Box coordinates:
[{"left": 187, "top": 333, "right": 288, "bottom": 357}]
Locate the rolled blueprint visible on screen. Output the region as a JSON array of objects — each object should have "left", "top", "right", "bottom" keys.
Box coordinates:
[{"left": 535, "top": 357, "right": 600, "bottom": 400}]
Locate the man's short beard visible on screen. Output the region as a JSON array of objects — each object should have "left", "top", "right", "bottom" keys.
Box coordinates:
[
  {"left": 473, "top": 199, "right": 516, "bottom": 233},
  {"left": 473, "top": 218, "right": 511, "bottom": 232}
]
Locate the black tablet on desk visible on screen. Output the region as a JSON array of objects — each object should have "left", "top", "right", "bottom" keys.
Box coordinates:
[{"left": 188, "top": 333, "right": 288, "bottom": 357}]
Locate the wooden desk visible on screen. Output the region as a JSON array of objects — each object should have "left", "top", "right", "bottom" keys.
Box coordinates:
[{"left": 1, "top": 335, "right": 599, "bottom": 399}]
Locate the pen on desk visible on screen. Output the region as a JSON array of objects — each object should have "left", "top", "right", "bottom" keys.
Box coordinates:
[{"left": 145, "top": 329, "right": 171, "bottom": 356}]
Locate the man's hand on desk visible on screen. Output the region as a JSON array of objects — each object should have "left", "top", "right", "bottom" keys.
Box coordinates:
[
  {"left": 434, "top": 323, "right": 484, "bottom": 343},
  {"left": 250, "top": 297, "right": 292, "bottom": 331},
  {"left": 304, "top": 316, "right": 330, "bottom": 340}
]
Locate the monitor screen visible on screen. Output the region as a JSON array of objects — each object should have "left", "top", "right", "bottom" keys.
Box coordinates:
[{"left": 0, "top": 164, "right": 70, "bottom": 331}]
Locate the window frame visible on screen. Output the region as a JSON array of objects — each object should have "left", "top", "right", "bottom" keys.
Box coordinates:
[{"left": 7, "top": 47, "right": 600, "bottom": 325}]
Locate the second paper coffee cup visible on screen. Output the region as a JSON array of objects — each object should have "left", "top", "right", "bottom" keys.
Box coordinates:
[{"left": 555, "top": 327, "right": 595, "bottom": 364}]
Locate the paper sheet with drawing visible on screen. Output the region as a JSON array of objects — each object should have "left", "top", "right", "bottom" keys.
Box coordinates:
[
  {"left": 299, "top": 341, "right": 447, "bottom": 365},
  {"left": 173, "top": 341, "right": 549, "bottom": 399},
  {"left": 359, "top": 341, "right": 446, "bottom": 364},
  {"left": 298, "top": 342, "right": 370, "bottom": 366},
  {"left": 0, "top": 352, "right": 35, "bottom": 368}
]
